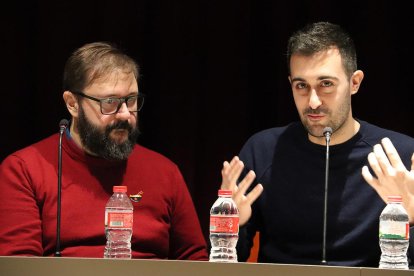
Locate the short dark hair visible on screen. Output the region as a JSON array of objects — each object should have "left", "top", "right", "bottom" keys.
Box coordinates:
[
  {"left": 63, "top": 42, "right": 139, "bottom": 91},
  {"left": 287, "top": 22, "right": 357, "bottom": 79}
]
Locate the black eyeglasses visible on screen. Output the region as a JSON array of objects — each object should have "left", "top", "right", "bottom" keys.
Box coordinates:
[{"left": 71, "top": 91, "right": 145, "bottom": 115}]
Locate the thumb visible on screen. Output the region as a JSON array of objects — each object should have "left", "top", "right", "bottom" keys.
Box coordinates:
[{"left": 411, "top": 153, "right": 414, "bottom": 171}]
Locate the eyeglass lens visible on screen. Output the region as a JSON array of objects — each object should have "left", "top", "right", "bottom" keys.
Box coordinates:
[{"left": 101, "top": 96, "right": 143, "bottom": 114}]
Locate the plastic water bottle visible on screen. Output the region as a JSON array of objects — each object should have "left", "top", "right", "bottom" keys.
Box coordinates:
[
  {"left": 379, "top": 195, "right": 409, "bottom": 269},
  {"left": 209, "top": 189, "right": 239, "bottom": 262},
  {"left": 104, "top": 185, "right": 133, "bottom": 259}
]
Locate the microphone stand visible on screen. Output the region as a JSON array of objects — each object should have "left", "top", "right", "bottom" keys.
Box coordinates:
[
  {"left": 321, "top": 127, "right": 332, "bottom": 265},
  {"left": 55, "top": 119, "right": 68, "bottom": 257}
]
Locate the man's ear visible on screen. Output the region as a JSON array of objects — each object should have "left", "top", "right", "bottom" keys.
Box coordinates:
[
  {"left": 350, "top": 70, "right": 364, "bottom": 95},
  {"left": 63, "top": 91, "right": 79, "bottom": 117}
]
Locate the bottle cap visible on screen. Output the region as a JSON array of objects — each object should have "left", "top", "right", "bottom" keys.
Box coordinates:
[
  {"left": 113, "top": 186, "right": 127, "bottom": 193},
  {"left": 387, "top": 195, "right": 402, "bottom": 203},
  {"left": 218, "top": 189, "right": 232, "bottom": 196}
]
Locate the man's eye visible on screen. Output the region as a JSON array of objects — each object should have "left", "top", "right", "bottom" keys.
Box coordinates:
[
  {"left": 321, "top": 81, "right": 333, "bottom": 87},
  {"left": 127, "top": 97, "right": 138, "bottom": 105},
  {"left": 296, "top": 83, "right": 307, "bottom": 89},
  {"left": 104, "top": 98, "right": 117, "bottom": 104}
]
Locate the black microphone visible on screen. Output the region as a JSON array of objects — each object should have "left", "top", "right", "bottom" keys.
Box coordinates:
[
  {"left": 55, "top": 119, "right": 69, "bottom": 257},
  {"left": 321, "top": 126, "right": 332, "bottom": 265}
]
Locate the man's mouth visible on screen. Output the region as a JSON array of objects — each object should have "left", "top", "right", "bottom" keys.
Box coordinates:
[{"left": 307, "top": 114, "right": 325, "bottom": 121}]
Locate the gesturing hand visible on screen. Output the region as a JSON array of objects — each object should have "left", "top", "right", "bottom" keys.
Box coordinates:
[
  {"left": 220, "top": 156, "right": 263, "bottom": 226},
  {"left": 362, "top": 137, "right": 414, "bottom": 224}
]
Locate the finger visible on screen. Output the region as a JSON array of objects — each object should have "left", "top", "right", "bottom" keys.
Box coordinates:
[
  {"left": 222, "top": 157, "right": 241, "bottom": 180},
  {"left": 221, "top": 157, "right": 239, "bottom": 187},
  {"left": 245, "top": 184, "right": 264, "bottom": 205},
  {"left": 222, "top": 157, "right": 239, "bottom": 176},
  {"left": 221, "top": 162, "right": 233, "bottom": 190},
  {"left": 229, "top": 156, "right": 239, "bottom": 168},
  {"left": 226, "top": 160, "right": 244, "bottom": 184},
  {"left": 362, "top": 166, "right": 386, "bottom": 203},
  {"left": 367, "top": 151, "right": 384, "bottom": 179},
  {"left": 222, "top": 161, "right": 230, "bottom": 175},
  {"left": 381, "top": 137, "right": 406, "bottom": 171},
  {"left": 373, "top": 144, "right": 392, "bottom": 175},
  {"left": 411, "top": 153, "right": 414, "bottom": 171},
  {"left": 237, "top": 170, "right": 256, "bottom": 196},
  {"left": 362, "top": 165, "right": 378, "bottom": 188}
]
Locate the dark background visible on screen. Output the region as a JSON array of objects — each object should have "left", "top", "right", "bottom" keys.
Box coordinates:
[{"left": 2, "top": 0, "right": 413, "bottom": 243}]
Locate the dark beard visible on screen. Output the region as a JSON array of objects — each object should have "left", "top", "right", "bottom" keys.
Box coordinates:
[{"left": 77, "top": 107, "right": 140, "bottom": 160}]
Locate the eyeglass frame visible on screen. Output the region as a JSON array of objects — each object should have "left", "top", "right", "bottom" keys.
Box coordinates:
[{"left": 70, "top": 91, "right": 145, "bottom": 115}]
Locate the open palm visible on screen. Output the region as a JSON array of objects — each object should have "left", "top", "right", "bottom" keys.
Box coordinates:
[
  {"left": 220, "top": 156, "right": 263, "bottom": 226},
  {"left": 362, "top": 138, "right": 414, "bottom": 224}
]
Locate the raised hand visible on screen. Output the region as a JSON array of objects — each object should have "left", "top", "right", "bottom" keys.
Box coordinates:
[
  {"left": 221, "top": 156, "right": 263, "bottom": 226},
  {"left": 362, "top": 137, "right": 414, "bottom": 224}
]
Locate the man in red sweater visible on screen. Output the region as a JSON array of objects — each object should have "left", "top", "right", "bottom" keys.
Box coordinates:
[{"left": 0, "top": 42, "right": 208, "bottom": 260}]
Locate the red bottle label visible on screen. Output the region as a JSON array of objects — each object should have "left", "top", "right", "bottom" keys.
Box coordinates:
[
  {"left": 105, "top": 211, "right": 133, "bottom": 228},
  {"left": 210, "top": 215, "right": 239, "bottom": 233}
]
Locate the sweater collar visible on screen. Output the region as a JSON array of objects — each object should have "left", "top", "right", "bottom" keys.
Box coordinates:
[{"left": 298, "top": 120, "right": 365, "bottom": 153}]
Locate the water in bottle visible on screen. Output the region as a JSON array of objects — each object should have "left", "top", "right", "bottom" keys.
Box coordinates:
[
  {"left": 379, "top": 195, "right": 409, "bottom": 270},
  {"left": 209, "top": 189, "right": 239, "bottom": 262},
  {"left": 104, "top": 185, "right": 134, "bottom": 259}
]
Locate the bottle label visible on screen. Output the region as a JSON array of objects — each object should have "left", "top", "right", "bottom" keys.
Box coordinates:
[
  {"left": 210, "top": 215, "right": 239, "bottom": 233},
  {"left": 105, "top": 211, "right": 133, "bottom": 228},
  {"left": 379, "top": 221, "right": 409, "bottom": 240}
]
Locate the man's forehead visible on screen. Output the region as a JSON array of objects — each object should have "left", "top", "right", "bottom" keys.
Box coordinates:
[{"left": 86, "top": 71, "right": 138, "bottom": 91}]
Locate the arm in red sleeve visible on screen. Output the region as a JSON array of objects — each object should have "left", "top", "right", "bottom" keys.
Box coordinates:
[{"left": 0, "top": 154, "right": 44, "bottom": 256}]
